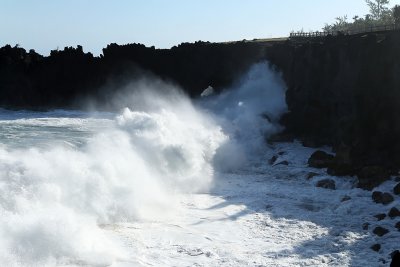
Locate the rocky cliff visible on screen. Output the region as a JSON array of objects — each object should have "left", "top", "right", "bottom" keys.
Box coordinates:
[{"left": 266, "top": 31, "right": 400, "bottom": 188}]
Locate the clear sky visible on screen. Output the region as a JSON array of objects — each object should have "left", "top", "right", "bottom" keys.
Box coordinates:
[{"left": 1, "top": 0, "right": 400, "bottom": 55}]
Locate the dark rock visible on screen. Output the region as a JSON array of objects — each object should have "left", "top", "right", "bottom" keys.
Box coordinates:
[
  {"left": 267, "top": 133, "right": 295, "bottom": 144},
  {"left": 306, "top": 172, "right": 319, "bottom": 180},
  {"left": 341, "top": 195, "right": 351, "bottom": 202},
  {"left": 391, "top": 250, "right": 400, "bottom": 267},
  {"left": 388, "top": 207, "right": 400, "bottom": 218},
  {"left": 371, "top": 244, "right": 381, "bottom": 252},
  {"left": 362, "top": 222, "right": 370, "bottom": 230},
  {"left": 316, "top": 179, "right": 336, "bottom": 190},
  {"left": 394, "top": 183, "right": 400, "bottom": 195},
  {"left": 308, "top": 151, "right": 334, "bottom": 168},
  {"left": 278, "top": 151, "right": 285, "bottom": 156},
  {"left": 381, "top": 193, "right": 394, "bottom": 205},
  {"left": 395, "top": 221, "right": 400, "bottom": 230},
  {"left": 269, "top": 155, "right": 278, "bottom": 165},
  {"left": 327, "top": 163, "right": 354, "bottom": 176},
  {"left": 395, "top": 177, "right": 400, "bottom": 182},
  {"left": 372, "top": 191, "right": 383, "bottom": 203},
  {"left": 373, "top": 226, "right": 389, "bottom": 237},
  {"left": 374, "top": 213, "right": 386, "bottom": 221},
  {"left": 274, "top": 160, "right": 289, "bottom": 166},
  {"left": 357, "top": 166, "right": 390, "bottom": 190}
]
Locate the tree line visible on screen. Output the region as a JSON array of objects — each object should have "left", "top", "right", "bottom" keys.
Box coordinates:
[{"left": 323, "top": 0, "right": 400, "bottom": 32}]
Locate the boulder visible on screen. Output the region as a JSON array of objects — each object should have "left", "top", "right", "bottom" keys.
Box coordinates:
[
  {"left": 306, "top": 172, "right": 319, "bottom": 180},
  {"left": 391, "top": 250, "right": 400, "bottom": 267},
  {"left": 269, "top": 155, "right": 278, "bottom": 165},
  {"left": 374, "top": 213, "right": 386, "bottom": 221},
  {"left": 274, "top": 160, "right": 289, "bottom": 166},
  {"left": 316, "top": 179, "right": 336, "bottom": 190},
  {"left": 308, "top": 150, "right": 334, "bottom": 168},
  {"left": 381, "top": 193, "right": 394, "bottom": 205},
  {"left": 394, "top": 183, "right": 400, "bottom": 195},
  {"left": 372, "top": 191, "right": 383, "bottom": 203},
  {"left": 388, "top": 207, "right": 400, "bottom": 218},
  {"left": 341, "top": 195, "right": 351, "bottom": 202},
  {"left": 357, "top": 166, "right": 390, "bottom": 190},
  {"left": 371, "top": 244, "right": 381, "bottom": 252},
  {"left": 395, "top": 221, "right": 400, "bottom": 230},
  {"left": 373, "top": 226, "right": 389, "bottom": 237}
]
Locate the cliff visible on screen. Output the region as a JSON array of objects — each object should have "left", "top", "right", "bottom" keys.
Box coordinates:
[
  {"left": 266, "top": 30, "right": 400, "bottom": 188},
  {"left": 0, "top": 41, "right": 265, "bottom": 109},
  {"left": 2, "top": 31, "right": 400, "bottom": 187}
]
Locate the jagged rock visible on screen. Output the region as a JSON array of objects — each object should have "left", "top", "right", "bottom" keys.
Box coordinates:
[
  {"left": 308, "top": 151, "right": 334, "bottom": 168},
  {"left": 391, "top": 250, "right": 400, "bottom": 267},
  {"left": 373, "top": 226, "right": 389, "bottom": 237},
  {"left": 371, "top": 244, "right": 381, "bottom": 252},
  {"left": 381, "top": 193, "right": 394, "bottom": 205},
  {"left": 395, "top": 221, "right": 400, "bottom": 230},
  {"left": 341, "top": 195, "right": 351, "bottom": 202},
  {"left": 269, "top": 155, "right": 278, "bottom": 165},
  {"left": 388, "top": 207, "right": 400, "bottom": 218},
  {"left": 394, "top": 183, "right": 400, "bottom": 195},
  {"left": 372, "top": 191, "right": 383, "bottom": 203},
  {"left": 316, "top": 179, "right": 336, "bottom": 190},
  {"left": 362, "top": 222, "right": 370, "bottom": 230},
  {"left": 374, "top": 213, "right": 386, "bottom": 221},
  {"left": 357, "top": 166, "right": 390, "bottom": 190},
  {"left": 306, "top": 172, "right": 318, "bottom": 180}
]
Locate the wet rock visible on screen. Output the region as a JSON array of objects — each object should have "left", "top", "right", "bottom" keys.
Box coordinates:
[
  {"left": 274, "top": 160, "right": 289, "bottom": 166},
  {"left": 388, "top": 207, "right": 400, "bottom": 218},
  {"left": 308, "top": 150, "right": 334, "bottom": 168},
  {"left": 357, "top": 166, "right": 390, "bottom": 190},
  {"left": 394, "top": 183, "right": 400, "bottom": 195},
  {"left": 362, "top": 222, "right": 370, "bottom": 230},
  {"left": 373, "top": 226, "right": 389, "bottom": 237},
  {"left": 395, "top": 221, "right": 400, "bottom": 230},
  {"left": 372, "top": 191, "right": 383, "bottom": 203},
  {"left": 316, "top": 179, "right": 336, "bottom": 190},
  {"left": 391, "top": 250, "right": 400, "bottom": 267},
  {"left": 268, "top": 155, "right": 278, "bottom": 165},
  {"left": 306, "top": 172, "right": 319, "bottom": 180},
  {"left": 341, "top": 195, "right": 351, "bottom": 202},
  {"left": 371, "top": 243, "right": 381, "bottom": 252},
  {"left": 381, "top": 193, "right": 394, "bottom": 205},
  {"left": 278, "top": 151, "right": 285, "bottom": 156},
  {"left": 374, "top": 213, "right": 386, "bottom": 221}
]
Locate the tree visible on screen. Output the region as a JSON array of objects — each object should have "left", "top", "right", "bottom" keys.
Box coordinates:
[
  {"left": 394, "top": 5, "right": 400, "bottom": 26},
  {"left": 366, "top": 0, "right": 390, "bottom": 20}
]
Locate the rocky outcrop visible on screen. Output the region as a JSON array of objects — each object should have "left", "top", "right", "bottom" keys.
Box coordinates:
[
  {"left": 0, "top": 41, "right": 265, "bottom": 109},
  {"left": 267, "top": 30, "right": 400, "bottom": 188}
]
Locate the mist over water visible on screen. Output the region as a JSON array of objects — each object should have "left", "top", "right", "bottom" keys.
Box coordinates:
[{"left": 0, "top": 62, "right": 287, "bottom": 266}]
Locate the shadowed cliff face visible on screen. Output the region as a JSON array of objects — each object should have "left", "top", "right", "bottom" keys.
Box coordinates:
[
  {"left": 0, "top": 42, "right": 265, "bottom": 109},
  {"left": 267, "top": 31, "right": 400, "bottom": 183}
]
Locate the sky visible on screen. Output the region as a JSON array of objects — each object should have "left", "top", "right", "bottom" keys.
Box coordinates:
[{"left": 1, "top": 0, "right": 400, "bottom": 56}]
